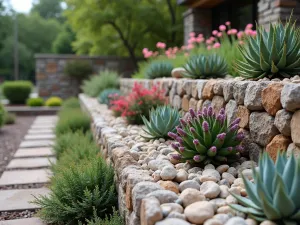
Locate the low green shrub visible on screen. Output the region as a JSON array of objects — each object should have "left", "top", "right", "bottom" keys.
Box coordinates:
[
  {"left": 98, "top": 89, "right": 121, "bottom": 107},
  {"left": 61, "top": 97, "right": 80, "bottom": 110},
  {"left": 0, "top": 104, "right": 5, "bottom": 127},
  {"left": 84, "top": 209, "right": 124, "bottom": 225},
  {"left": 56, "top": 109, "right": 90, "bottom": 135},
  {"left": 81, "top": 70, "right": 120, "bottom": 97},
  {"left": 2, "top": 81, "right": 33, "bottom": 104},
  {"left": 26, "top": 97, "right": 44, "bottom": 107},
  {"left": 45, "top": 97, "right": 63, "bottom": 107},
  {"left": 34, "top": 157, "right": 117, "bottom": 224},
  {"left": 145, "top": 61, "right": 173, "bottom": 79},
  {"left": 64, "top": 60, "right": 93, "bottom": 80},
  {"left": 4, "top": 113, "right": 16, "bottom": 125}
]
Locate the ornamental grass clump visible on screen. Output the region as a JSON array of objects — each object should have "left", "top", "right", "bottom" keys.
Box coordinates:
[
  {"left": 168, "top": 107, "right": 244, "bottom": 165},
  {"left": 141, "top": 105, "right": 180, "bottom": 140},
  {"left": 236, "top": 16, "right": 300, "bottom": 79},
  {"left": 183, "top": 54, "right": 227, "bottom": 79},
  {"left": 230, "top": 152, "right": 300, "bottom": 225}
]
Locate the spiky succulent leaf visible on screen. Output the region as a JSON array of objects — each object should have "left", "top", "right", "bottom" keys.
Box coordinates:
[
  {"left": 182, "top": 54, "right": 227, "bottom": 79},
  {"left": 231, "top": 151, "right": 300, "bottom": 224},
  {"left": 141, "top": 106, "right": 180, "bottom": 140},
  {"left": 145, "top": 61, "right": 173, "bottom": 79},
  {"left": 168, "top": 107, "right": 243, "bottom": 165},
  {"left": 98, "top": 89, "right": 121, "bottom": 106},
  {"left": 236, "top": 16, "right": 300, "bottom": 79}
]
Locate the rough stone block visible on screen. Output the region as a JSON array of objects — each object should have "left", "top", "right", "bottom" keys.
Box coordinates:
[
  {"left": 225, "top": 100, "right": 238, "bottom": 125},
  {"left": 182, "top": 80, "right": 194, "bottom": 96},
  {"left": 213, "top": 80, "right": 224, "bottom": 95},
  {"left": 291, "top": 110, "right": 300, "bottom": 147},
  {"left": 176, "top": 80, "right": 186, "bottom": 97},
  {"left": 244, "top": 82, "right": 268, "bottom": 110},
  {"left": 237, "top": 106, "right": 250, "bottom": 128},
  {"left": 189, "top": 98, "right": 197, "bottom": 111},
  {"left": 196, "top": 100, "right": 203, "bottom": 112},
  {"left": 202, "top": 100, "right": 212, "bottom": 109},
  {"left": 287, "top": 143, "right": 300, "bottom": 159},
  {"left": 173, "top": 95, "right": 182, "bottom": 110},
  {"left": 202, "top": 80, "right": 217, "bottom": 100},
  {"left": 233, "top": 81, "right": 250, "bottom": 105},
  {"left": 211, "top": 96, "right": 225, "bottom": 113},
  {"left": 182, "top": 95, "right": 191, "bottom": 111},
  {"left": 7, "top": 157, "right": 56, "bottom": 169},
  {"left": 249, "top": 112, "right": 279, "bottom": 146},
  {"left": 223, "top": 81, "right": 235, "bottom": 102},
  {"left": 14, "top": 147, "right": 54, "bottom": 158},
  {"left": 197, "top": 80, "right": 207, "bottom": 99},
  {"left": 281, "top": 83, "right": 300, "bottom": 111},
  {"left": 140, "top": 197, "right": 163, "bottom": 225},
  {"left": 266, "top": 134, "right": 291, "bottom": 161},
  {"left": 262, "top": 83, "right": 283, "bottom": 116},
  {"left": 274, "top": 109, "right": 292, "bottom": 136},
  {"left": 191, "top": 81, "right": 199, "bottom": 99}
]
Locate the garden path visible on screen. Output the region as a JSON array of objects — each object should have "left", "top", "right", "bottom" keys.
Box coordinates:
[{"left": 0, "top": 116, "right": 57, "bottom": 225}]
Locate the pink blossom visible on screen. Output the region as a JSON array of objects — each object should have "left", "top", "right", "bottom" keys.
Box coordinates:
[
  {"left": 245, "top": 29, "right": 252, "bottom": 36},
  {"left": 237, "top": 31, "right": 244, "bottom": 39},
  {"left": 144, "top": 51, "right": 153, "bottom": 58},
  {"left": 225, "top": 21, "right": 231, "bottom": 26},
  {"left": 246, "top": 24, "right": 253, "bottom": 29},
  {"left": 213, "top": 42, "right": 221, "bottom": 49},
  {"left": 156, "top": 42, "right": 166, "bottom": 49},
  {"left": 187, "top": 44, "right": 194, "bottom": 50},
  {"left": 198, "top": 33, "right": 203, "bottom": 38},
  {"left": 206, "top": 39, "right": 212, "bottom": 45},
  {"left": 231, "top": 29, "right": 238, "bottom": 35},
  {"left": 189, "top": 32, "right": 196, "bottom": 37},
  {"left": 227, "top": 30, "right": 232, "bottom": 35},
  {"left": 152, "top": 51, "right": 159, "bottom": 57},
  {"left": 217, "top": 32, "right": 223, "bottom": 37},
  {"left": 207, "top": 46, "right": 212, "bottom": 50},
  {"left": 196, "top": 37, "right": 204, "bottom": 43},
  {"left": 219, "top": 25, "right": 226, "bottom": 31},
  {"left": 209, "top": 36, "right": 215, "bottom": 41},
  {"left": 181, "top": 46, "right": 186, "bottom": 50},
  {"left": 251, "top": 30, "right": 257, "bottom": 36},
  {"left": 142, "top": 48, "right": 148, "bottom": 54},
  {"left": 212, "top": 30, "right": 218, "bottom": 36}
]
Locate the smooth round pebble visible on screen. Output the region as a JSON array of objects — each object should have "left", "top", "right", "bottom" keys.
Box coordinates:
[
  {"left": 260, "top": 221, "right": 277, "bottom": 225},
  {"left": 184, "top": 201, "right": 215, "bottom": 224},
  {"left": 188, "top": 167, "right": 202, "bottom": 174},
  {"left": 175, "top": 169, "right": 189, "bottom": 183},
  {"left": 179, "top": 188, "right": 206, "bottom": 207},
  {"left": 226, "top": 195, "right": 238, "bottom": 204},
  {"left": 225, "top": 217, "right": 247, "bottom": 225},
  {"left": 209, "top": 198, "right": 226, "bottom": 208},
  {"left": 219, "top": 185, "right": 230, "bottom": 198},
  {"left": 217, "top": 206, "right": 234, "bottom": 214},
  {"left": 161, "top": 203, "right": 184, "bottom": 214},
  {"left": 200, "top": 169, "right": 221, "bottom": 182},
  {"left": 204, "top": 218, "right": 223, "bottom": 225},
  {"left": 245, "top": 218, "right": 258, "bottom": 225},
  {"left": 159, "top": 181, "right": 179, "bottom": 194},
  {"left": 213, "top": 214, "right": 231, "bottom": 223},
  {"left": 241, "top": 169, "right": 253, "bottom": 180},
  {"left": 166, "top": 212, "right": 186, "bottom": 220},
  {"left": 222, "top": 172, "right": 235, "bottom": 185},
  {"left": 160, "top": 166, "right": 177, "bottom": 180},
  {"left": 147, "top": 190, "right": 178, "bottom": 204},
  {"left": 155, "top": 218, "right": 191, "bottom": 225},
  {"left": 204, "top": 164, "right": 215, "bottom": 170},
  {"left": 227, "top": 167, "right": 238, "bottom": 177},
  {"left": 216, "top": 165, "right": 229, "bottom": 174},
  {"left": 179, "top": 180, "right": 201, "bottom": 192},
  {"left": 200, "top": 181, "right": 221, "bottom": 198},
  {"left": 152, "top": 170, "right": 161, "bottom": 182}
]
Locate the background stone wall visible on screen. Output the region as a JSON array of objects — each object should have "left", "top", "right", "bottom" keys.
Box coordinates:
[
  {"left": 120, "top": 77, "right": 300, "bottom": 162},
  {"left": 35, "top": 54, "right": 137, "bottom": 99}
]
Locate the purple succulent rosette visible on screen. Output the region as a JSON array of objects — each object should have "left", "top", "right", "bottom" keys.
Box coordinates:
[{"left": 168, "top": 106, "right": 244, "bottom": 165}]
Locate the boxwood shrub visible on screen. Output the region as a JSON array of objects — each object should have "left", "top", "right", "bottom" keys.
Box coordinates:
[
  {"left": 26, "top": 97, "right": 44, "bottom": 107},
  {"left": 45, "top": 97, "right": 63, "bottom": 107},
  {"left": 2, "top": 81, "right": 33, "bottom": 104}
]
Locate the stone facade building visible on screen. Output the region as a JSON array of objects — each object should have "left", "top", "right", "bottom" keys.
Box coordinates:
[{"left": 178, "top": 0, "right": 300, "bottom": 44}]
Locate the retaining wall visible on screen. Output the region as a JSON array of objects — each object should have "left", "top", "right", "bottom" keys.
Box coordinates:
[{"left": 120, "top": 77, "right": 300, "bottom": 161}]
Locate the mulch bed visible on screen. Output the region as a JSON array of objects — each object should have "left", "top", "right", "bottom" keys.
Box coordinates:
[
  {"left": 0, "top": 116, "right": 35, "bottom": 177},
  {"left": 0, "top": 209, "right": 38, "bottom": 221}
]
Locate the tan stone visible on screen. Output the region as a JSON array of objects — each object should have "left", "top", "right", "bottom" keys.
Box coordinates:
[
  {"left": 182, "top": 95, "right": 191, "bottom": 111},
  {"left": 126, "top": 183, "right": 133, "bottom": 210},
  {"left": 189, "top": 98, "right": 197, "bottom": 111},
  {"left": 291, "top": 110, "right": 300, "bottom": 147},
  {"left": 141, "top": 197, "right": 163, "bottom": 225},
  {"left": 191, "top": 81, "right": 199, "bottom": 99},
  {"left": 262, "top": 83, "right": 283, "bottom": 116},
  {"left": 196, "top": 100, "right": 203, "bottom": 112},
  {"left": 237, "top": 106, "right": 250, "bottom": 128},
  {"left": 266, "top": 134, "right": 291, "bottom": 161},
  {"left": 202, "top": 80, "right": 217, "bottom": 100},
  {"left": 287, "top": 143, "right": 300, "bottom": 159},
  {"left": 176, "top": 80, "right": 186, "bottom": 96},
  {"left": 211, "top": 96, "right": 225, "bottom": 113},
  {"left": 46, "top": 62, "right": 57, "bottom": 73},
  {"left": 159, "top": 181, "right": 179, "bottom": 194}
]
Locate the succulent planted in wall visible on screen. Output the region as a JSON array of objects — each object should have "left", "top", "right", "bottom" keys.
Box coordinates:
[
  {"left": 168, "top": 107, "right": 244, "bottom": 165},
  {"left": 182, "top": 54, "right": 227, "bottom": 79},
  {"left": 145, "top": 61, "right": 173, "bottom": 79},
  {"left": 98, "top": 89, "right": 121, "bottom": 107},
  {"left": 141, "top": 106, "right": 180, "bottom": 140},
  {"left": 236, "top": 16, "right": 300, "bottom": 79},
  {"left": 230, "top": 152, "right": 300, "bottom": 224}
]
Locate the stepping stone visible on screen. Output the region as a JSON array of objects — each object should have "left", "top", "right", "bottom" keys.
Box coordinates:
[
  {"left": 27, "top": 129, "right": 54, "bottom": 135},
  {"left": 0, "top": 169, "right": 51, "bottom": 186},
  {"left": 24, "top": 134, "right": 55, "bottom": 141},
  {"left": 30, "top": 125, "right": 55, "bottom": 129},
  {"left": 0, "top": 188, "right": 50, "bottom": 212},
  {"left": 6, "top": 158, "right": 56, "bottom": 170},
  {"left": 14, "top": 148, "right": 54, "bottom": 158},
  {"left": 19, "top": 140, "right": 54, "bottom": 148},
  {"left": 0, "top": 218, "right": 45, "bottom": 225}
]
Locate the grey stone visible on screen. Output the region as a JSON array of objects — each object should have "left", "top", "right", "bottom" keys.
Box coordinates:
[
  {"left": 211, "top": 96, "right": 226, "bottom": 113},
  {"left": 0, "top": 169, "right": 51, "bottom": 186},
  {"left": 249, "top": 112, "right": 279, "bottom": 146},
  {"left": 155, "top": 218, "right": 191, "bottom": 225},
  {"left": 184, "top": 201, "right": 214, "bottom": 224},
  {"left": 19, "top": 140, "right": 54, "bottom": 148},
  {"left": 128, "top": 212, "right": 141, "bottom": 225},
  {"left": 148, "top": 160, "right": 173, "bottom": 171},
  {"left": 197, "top": 80, "right": 208, "bottom": 99},
  {"left": 132, "top": 182, "right": 162, "bottom": 216},
  {"left": 183, "top": 80, "right": 194, "bottom": 96},
  {"left": 24, "top": 134, "right": 55, "bottom": 140},
  {"left": 221, "top": 172, "right": 235, "bottom": 185},
  {"left": 227, "top": 167, "right": 238, "bottom": 177},
  {"left": 140, "top": 197, "right": 163, "bottom": 225},
  {"left": 209, "top": 198, "right": 226, "bottom": 209},
  {"left": 14, "top": 147, "right": 54, "bottom": 158},
  {"left": 200, "top": 181, "right": 221, "bottom": 198},
  {"left": 0, "top": 218, "right": 46, "bottom": 225},
  {"left": 274, "top": 109, "right": 292, "bottom": 136},
  {"left": 200, "top": 169, "right": 221, "bottom": 182},
  {"left": 219, "top": 185, "right": 230, "bottom": 198},
  {"left": 7, "top": 157, "right": 56, "bottom": 169},
  {"left": 174, "top": 169, "right": 188, "bottom": 183},
  {"left": 223, "top": 81, "right": 235, "bottom": 102},
  {"left": 244, "top": 82, "right": 268, "bottom": 110},
  {"left": 166, "top": 212, "right": 186, "bottom": 220},
  {"left": 160, "top": 166, "right": 177, "bottom": 181},
  {"left": 225, "top": 217, "right": 247, "bottom": 225},
  {"left": 213, "top": 81, "right": 224, "bottom": 95},
  {"left": 179, "top": 180, "right": 201, "bottom": 192},
  {"left": 173, "top": 95, "right": 182, "bottom": 109},
  {"left": 0, "top": 188, "right": 50, "bottom": 211},
  {"left": 202, "top": 100, "right": 212, "bottom": 109},
  {"left": 204, "top": 164, "right": 215, "bottom": 170},
  {"left": 179, "top": 188, "right": 205, "bottom": 207},
  {"left": 160, "top": 203, "right": 184, "bottom": 214},
  {"left": 233, "top": 81, "right": 250, "bottom": 104},
  {"left": 30, "top": 125, "right": 55, "bottom": 129},
  {"left": 203, "top": 218, "right": 223, "bottom": 225},
  {"left": 225, "top": 100, "right": 238, "bottom": 125},
  {"left": 213, "top": 214, "right": 231, "bottom": 224},
  {"left": 147, "top": 190, "right": 179, "bottom": 204},
  {"left": 287, "top": 143, "right": 300, "bottom": 159},
  {"left": 216, "top": 165, "right": 229, "bottom": 174},
  {"left": 281, "top": 83, "right": 300, "bottom": 111}
]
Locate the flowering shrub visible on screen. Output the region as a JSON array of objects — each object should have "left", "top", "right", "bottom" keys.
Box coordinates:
[{"left": 110, "top": 83, "right": 166, "bottom": 124}]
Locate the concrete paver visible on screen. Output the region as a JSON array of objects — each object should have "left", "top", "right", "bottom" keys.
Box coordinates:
[
  {"left": 0, "top": 218, "right": 46, "bottom": 225},
  {"left": 19, "top": 140, "right": 54, "bottom": 148},
  {"left": 24, "top": 134, "right": 55, "bottom": 141},
  {"left": 27, "top": 129, "right": 54, "bottom": 135},
  {"left": 14, "top": 148, "right": 54, "bottom": 158},
  {"left": 6, "top": 158, "right": 56, "bottom": 170}
]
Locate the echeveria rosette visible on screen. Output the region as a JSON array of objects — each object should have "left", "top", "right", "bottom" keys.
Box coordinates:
[
  {"left": 230, "top": 152, "right": 300, "bottom": 225},
  {"left": 168, "top": 107, "right": 244, "bottom": 165}
]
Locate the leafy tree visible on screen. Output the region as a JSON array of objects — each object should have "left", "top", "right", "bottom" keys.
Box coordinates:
[
  {"left": 31, "top": 0, "right": 63, "bottom": 20},
  {"left": 65, "top": 0, "right": 184, "bottom": 69},
  {"left": 52, "top": 25, "right": 75, "bottom": 54}
]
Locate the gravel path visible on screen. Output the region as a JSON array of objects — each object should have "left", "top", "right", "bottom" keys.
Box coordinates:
[{"left": 0, "top": 116, "right": 35, "bottom": 177}]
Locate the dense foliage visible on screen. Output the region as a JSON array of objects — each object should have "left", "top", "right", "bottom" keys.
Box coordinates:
[
  {"left": 231, "top": 152, "right": 300, "bottom": 224},
  {"left": 0, "top": 103, "right": 5, "bottom": 127},
  {"left": 168, "top": 107, "right": 244, "bottom": 165},
  {"left": 64, "top": 60, "right": 93, "bottom": 80},
  {"left": 81, "top": 70, "right": 120, "bottom": 97},
  {"left": 45, "top": 97, "right": 63, "bottom": 107},
  {"left": 26, "top": 97, "right": 44, "bottom": 107},
  {"left": 4, "top": 113, "right": 16, "bottom": 125},
  {"left": 84, "top": 209, "right": 124, "bottom": 225},
  {"left": 98, "top": 89, "right": 121, "bottom": 107},
  {"left": 2, "top": 81, "right": 33, "bottom": 104},
  {"left": 141, "top": 106, "right": 180, "bottom": 140},
  {"left": 110, "top": 82, "right": 166, "bottom": 124},
  {"left": 61, "top": 97, "right": 80, "bottom": 110}
]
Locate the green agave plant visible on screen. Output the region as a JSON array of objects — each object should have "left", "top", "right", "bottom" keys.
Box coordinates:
[
  {"left": 141, "top": 105, "right": 180, "bottom": 140},
  {"left": 236, "top": 17, "right": 300, "bottom": 79},
  {"left": 98, "top": 88, "right": 121, "bottom": 106},
  {"left": 183, "top": 54, "right": 227, "bottom": 79},
  {"left": 230, "top": 152, "right": 300, "bottom": 225},
  {"left": 145, "top": 61, "right": 173, "bottom": 79}
]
